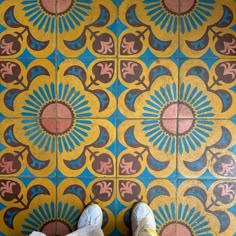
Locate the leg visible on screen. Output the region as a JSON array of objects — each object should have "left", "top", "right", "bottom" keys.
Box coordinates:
[
  {"left": 66, "top": 204, "right": 104, "bottom": 236},
  {"left": 132, "top": 202, "right": 158, "bottom": 236}
]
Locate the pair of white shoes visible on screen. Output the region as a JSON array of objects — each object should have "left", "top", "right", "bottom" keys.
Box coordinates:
[{"left": 78, "top": 202, "right": 156, "bottom": 232}]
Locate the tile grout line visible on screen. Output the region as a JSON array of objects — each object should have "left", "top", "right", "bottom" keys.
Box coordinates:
[
  {"left": 55, "top": 0, "right": 59, "bottom": 234},
  {"left": 175, "top": 1, "right": 181, "bottom": 234},
  {"left": 115, "top": 0, "right": 119, "bottom": 232}
]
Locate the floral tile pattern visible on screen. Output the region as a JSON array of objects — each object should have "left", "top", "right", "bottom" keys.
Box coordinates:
[
  {"left": 116, "top": 178, "right": 177, "bottom": 236},
  {"left": 0, "top": 178, "right": 56, "bottom": 235},
  {"left": 118, "top": 59, "right": 179, "bottom": 118},
  {"left": 0, "top": 59, "right": 56, "bottom": 118},
  {"left": 57, "top": 178, "right": 116, "bottom": 236},
  {"left": 57, "top": 1, "right": 117, "bottom": 58},
  {"left": 179, "top": 0, "right": 236, "bottom": 58},
  {"left": 0, "top": 118, "right": 56, "bottom": 177},
  {"left": 180, "top": 59, "right": 236, "bottom": 119},
  {"left": 0, "top": 0, "right": 235, "bottom": 235},
  {"left": 117, "top": 120, "right": 176, "bottom": 178},
  {"left": 58, "top": 59, "right": 117, "bottom": 118},
  {"left": 178, "top": 119, "right": 236, "bottom": 179},
  {"left": 177, "top": 180, "right": 236, "bottom": 236},
  {"left": 0, "top": 1, "right": 56, "bottom": 58},
  {"left": 118, "top": 1, "right": 178, "bottom": 57},
  {"left": 58, "top": 119, "right": 116, "bottom": 177}
]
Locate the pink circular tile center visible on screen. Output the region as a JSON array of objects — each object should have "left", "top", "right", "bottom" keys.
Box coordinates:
[
  {"left": 163, "top": 0, "right": 196, "bottom": 14},
  {"left": 162, "top": 223, "right": 192, "bottom": 236},
  {"left": 161, "top": 103, "right": 194, "bottom": 135},
  {"left": 42, "top": 221, "right": 70, "bottom": 236},
  {"left": 40, "top": 0, "right": 72, "bottom": 14},
  {"left": 40, "top": 102, "right": 73, "bottom": 134}
]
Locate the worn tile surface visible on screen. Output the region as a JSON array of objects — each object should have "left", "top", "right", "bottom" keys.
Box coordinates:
[{"left": 0, "top": 0, "right": 235, "bottom": 235}]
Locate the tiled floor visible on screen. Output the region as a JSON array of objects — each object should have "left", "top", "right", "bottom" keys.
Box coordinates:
[{"left": 0, "top": 0, "right": 235, "bottom": 235}]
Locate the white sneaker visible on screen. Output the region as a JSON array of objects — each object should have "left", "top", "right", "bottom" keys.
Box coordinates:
[
  {"left": 77, "top": 204, "right": 103, "bottom": 229},
  {"left": 131, "top": 202, "right": 156, "bottom": 233}
]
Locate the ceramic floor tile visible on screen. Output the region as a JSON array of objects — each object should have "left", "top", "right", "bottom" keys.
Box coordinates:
[
  {"left": 177, "top": 119, "right": 236, "bottom": 179},
  {"left": 118, "top": 59, "right": 179, "bottom": 118},
  {"left": 117, "top": 119, "right": 176, "bottom": 178},
  {"left": 57, "top": 178, "right": 116, "bottom": 236},
  {"left": 0, "top": 58, "right": 56, "bottom": 118},
  {"left": 118, "top": 0, "right": 179, "bottom": 58},
  {"left": 0, "top": 1, "right": 56, "bottom": 58},
  {"left": 177, "top": 179, "right": 236, "bottom": 236},
  {"left": 180, "top": 0, "right": 236, "bottom": 58},
  {"left": 0, "top": 118, "right": 56, "bottom": 177},
  {"left": 179, "top": 59, "right": 236, "bottom": 119},
  {"left": 0, "top": 177, "right": 56, "bottom": 235},
  {"left": 116, "top": 178, "right": 177, "bottom": 236},
  {"left": 57, "top": 0, "right": 117, "bottom": 58},
  {"left": 57, "top": 119, "right": 116, "bottom": 178},
  {"left": 58, "top": 58, "right": 117, "bottom": 119},
  {"left": 0, "top": 0, "right": 235, "bottom": 235}
]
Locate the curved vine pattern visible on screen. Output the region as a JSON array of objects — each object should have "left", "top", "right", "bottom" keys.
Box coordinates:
[
  {"left": 0, "top": 1, "right": 116, "bottom": 57},
  {"left": 118, "top": 59, "right": 236, "bottom": 178},
  {"left": 119, "top": 1, "right": 236, "bottom": 57},
  {"left": 186, "top": 5, "right": 236, "bottom": 56},
  {"left": 0, "top": 178, "right": 115, "bottom": 235},
  {"left": 119, "top": 59, "right": 235, "bottom": 118},
  {"left": 120, "top": 5, "right": 171, "bottom": 56},
  {"left": 117, "top": 179, "right": 236, "bottom": 236},
  {"left": 0, "top": 59, "right": 116, "bottom": 177},
  {"left": 0, "top": 6, "right": 49, "bottom": 56},
  {"left": 0, "top": 0, "right": 235, "bottom": 235}
]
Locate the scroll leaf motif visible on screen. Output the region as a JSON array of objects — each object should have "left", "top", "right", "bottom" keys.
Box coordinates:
[
  {"left": 27, "top": 151, "right": 49, "bottom": 170},
  {"left": 4, "top": 207, "right": 22, "bottom": 229},
  {"left": 91, "top": 5, "right": 110, "bottom": 27},
  {"left": 184, "top": 151, "right": 207, "bottom": 172},
  {"left": 64, "top": 150, "right": 86, "bottom": 170},
  {"left": 149, "top": 31, "right": 171, "bottom": 51},
  {"left": 149, "top": 66, "right": 171, "bottom": 84},
  {"left": 213, "top": 5, "right": 233, "bottom": 28},
  {"left": 211, "top": 127, "right": 231, "bottom": 149},
  {"left": 4, "top": 89, "right": 21, "bottom": 111},
  {"left": 186, "top": 31, "right": 209, "bottom": 51},
  {"left": 27, "top": 185, "right": 50, "bottom": 204},
  {"left": 125, "top": 89, "right": 143, "bottom": 112},
  {"left": 147, "top": 185, "right": 170, "bottom": 204},
  {"left": 4, "top": 6, "right": 23, "bottom": 28},
  {"left": 4, "top": 125, "right": 22, "bottom": 147},
  {"left": 186, "top": 66, "right": 209, "bottom": 86},
  {"left": 64, "top": 65, "right": 87, "bottom": 84},
  {"left": 64, "top": 31, "right": 86, "bottom": 50},
  {"left": 211, "top": 210, "right": 230, "bottom": 233},
  {"left": 27, "top": 32, "right": 49, "bottom": 51},
  {"left": 64, "top": 184, "right": 86, "bottom": 203},
  {"left": 184, "top": 186, "right": 207, "bottom": 206},
  {"left": 124, "top": 126, "right": 143, "bottom": 148},
  {"left": 93, "top": 89, "right": 109, "bottom": 112},
  {"left": 147, "top": 153, "right": 169, "bottom": 171},
  {"left": 126, "top": 5, "right": 144, "bottom": 27},
  {"left": 91, "top": 126, "right": 109, "bottom": 148},
  {"left": 27, "top": 66, "right": 49, "bottom": 85},
  {"left": 215, "top": 90, "right": 232, "bottom": 112}
]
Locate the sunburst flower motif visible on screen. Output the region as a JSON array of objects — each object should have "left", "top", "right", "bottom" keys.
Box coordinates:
[
  {"left": 143, "top": 0, "right": 215, "bottom": 33},
  {"left": 21, "top": 201, "right": 79, "bottom": 235},
  {"left": 21, "top": 0, "right": 92, "bottom": 33},
  {"left": 21, "top": 82, "right": 92, "bottom": 153},
  {"left": 154, "top": 203, "right": 213, "bottom": 235},
  {"left": 142, "top": 83, "right": 215, "bottom": 154}
]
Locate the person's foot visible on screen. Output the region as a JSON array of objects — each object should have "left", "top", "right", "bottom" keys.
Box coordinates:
[
  {"left": 77, "top": 204, "right": 103, "bottom": 229},
  {"left": 131, "top": 202, "right": 156, "bottom": 233}
]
